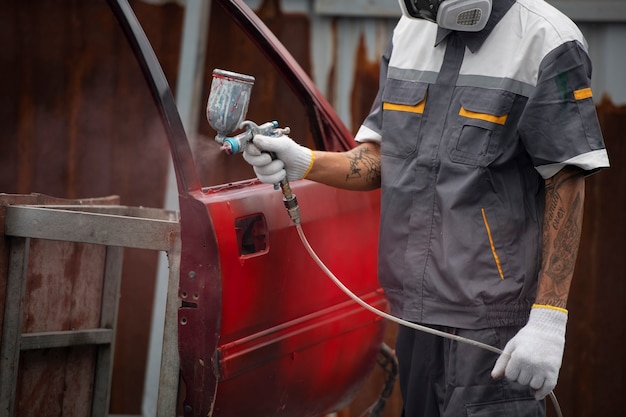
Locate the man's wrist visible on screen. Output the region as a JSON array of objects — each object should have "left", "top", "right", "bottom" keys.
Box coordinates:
[{"left": 532, "top": 303, "right": 568, "bottom": 315}]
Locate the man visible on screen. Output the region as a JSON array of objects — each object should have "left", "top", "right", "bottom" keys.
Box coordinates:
[{"left": 243, "top": 0, "right": 610, "bottom": 415}]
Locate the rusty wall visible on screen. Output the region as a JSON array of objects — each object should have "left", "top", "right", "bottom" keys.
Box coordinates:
[
  {"left": 553, "top": 98, "right": 626, "bottom": 417},
  {"left": 0, "top": 1, "right": 183, "bottom": 414},
  {"left": 1, "top": 0, "right": 625, "bottom": 416}
]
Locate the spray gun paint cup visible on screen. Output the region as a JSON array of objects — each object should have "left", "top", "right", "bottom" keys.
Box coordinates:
[{"left": 206, "top": 69, "right": 255, "bottom": 145}]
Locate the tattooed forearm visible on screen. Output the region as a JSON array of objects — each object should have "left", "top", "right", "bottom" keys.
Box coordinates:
[
  {"left": 545, "top": 194, "right": 582, "bottom": 292},
  {"left": 345, "top": 146, "right": 381, "bottom": 184},
  {"left": 536, "top": 167, "right": 585, "bottom": 308},
  {"left": 306, "top": 142, "right": 380, "bottom": 191}
]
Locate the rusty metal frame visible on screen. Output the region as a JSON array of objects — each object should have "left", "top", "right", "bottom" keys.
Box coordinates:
[{"left": 0, "top": 205, "right": 180, "bottom": 417}]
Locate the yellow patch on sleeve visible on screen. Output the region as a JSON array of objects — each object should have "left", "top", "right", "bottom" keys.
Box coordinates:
[{"left": 574, "top": 88, "right": 593, "bottom": 100}]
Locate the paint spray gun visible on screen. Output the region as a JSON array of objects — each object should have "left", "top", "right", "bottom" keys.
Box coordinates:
[{"left": 206, "top": 69, "right": 301, "bottom": 225}]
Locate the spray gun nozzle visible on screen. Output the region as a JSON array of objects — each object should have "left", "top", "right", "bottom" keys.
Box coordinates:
[{"left": 220, "top": 137, "right": 242, "bottom": 155}]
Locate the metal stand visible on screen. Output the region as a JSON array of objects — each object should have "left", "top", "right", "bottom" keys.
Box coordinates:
[{"left": 0, "top": 205, "right": 181, "bottom": 417}]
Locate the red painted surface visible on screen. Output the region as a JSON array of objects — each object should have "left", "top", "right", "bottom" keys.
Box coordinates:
[{"left": 178, "top": 181, "right": 385, "bottom": 416}]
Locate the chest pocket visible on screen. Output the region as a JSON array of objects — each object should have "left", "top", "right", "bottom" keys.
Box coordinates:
[
  {"left": 448, "top": 89, "right": 515, "bottom": 166},
  {"left": 381, "top": 79, "right": 428, "bottom": 158}
]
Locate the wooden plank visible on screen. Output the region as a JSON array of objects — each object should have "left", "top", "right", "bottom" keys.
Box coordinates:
[
  {"left": 16, "top": 347, "right": 97, "bottom": 417},
  {"left": 92, "top": 245, "right": 124, "bottom": 417},
  {"left": 0, "top": 238, "right": 29, "bottom": 417},
  {"left": 22, "top": 239, "right": 105, "bottom": 334},
  {"left": 20, "top": 329, "right": 113, "bottom": 350},
  {"left": 29, "top": 204, "right": 179, "bottom": 221},
  {"left": 157, "top": 237, "right": 182, "bottom": 417},
  {"left": 4, "top": 205, "right": 178, "bottom": 251}
]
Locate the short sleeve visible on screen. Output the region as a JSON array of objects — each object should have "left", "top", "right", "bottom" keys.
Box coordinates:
[
  {"left": 355, "top": 38, "right": 393, "bottom": 144},
  {"left": 519, "top": 40, "right": 609, "bottom": 178}
]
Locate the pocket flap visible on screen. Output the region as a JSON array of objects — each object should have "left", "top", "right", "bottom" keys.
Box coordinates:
[
  {"left": 459, "top": 89, "right": 514, "bottom": 117},
  {"left": 382, "top": 78, "right": 428, "bottom": 106}
]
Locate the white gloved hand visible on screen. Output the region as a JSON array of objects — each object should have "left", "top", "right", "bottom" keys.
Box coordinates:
[
  {"left": 491, "top": 305, "right": 568, "bottom": 400},
  {"left": 243, "top": 134, "right": 314, "bottom": 184}
]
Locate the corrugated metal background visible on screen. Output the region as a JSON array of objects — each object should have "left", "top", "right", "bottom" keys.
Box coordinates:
[
  {"left": 290, "top": 0, "right": 626, "bottom": 111},
  {"left": 1, "top": 0, "right": 624, "bottom": 416}
]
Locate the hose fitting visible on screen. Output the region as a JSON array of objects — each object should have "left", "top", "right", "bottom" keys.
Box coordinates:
[{"left": 280, "top": 181, "right": 300, "bottom": 225}]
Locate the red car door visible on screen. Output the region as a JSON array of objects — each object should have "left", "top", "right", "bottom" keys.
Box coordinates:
[{"left": 109, "top": 1, "right": 389, "bottom": 416}]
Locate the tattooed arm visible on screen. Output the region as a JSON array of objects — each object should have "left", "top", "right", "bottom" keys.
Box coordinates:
[
  {"left": 535, "top": 166, "right": 586, "bottom": 308},
  {"left": 491, "top": 166, "right": 586, "bottom": 397},
  {"left": 307, "top": 142, "right": 382, "bottom": 191}
]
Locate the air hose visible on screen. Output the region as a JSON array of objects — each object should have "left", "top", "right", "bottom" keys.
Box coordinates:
[{"left": 293, "top": 223, "right": 564, "bottom": 417}]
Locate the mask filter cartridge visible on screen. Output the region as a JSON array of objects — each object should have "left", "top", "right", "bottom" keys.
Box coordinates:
[
  {"left": 437, "top": 0, "right": 492, "bottom": 31},
  {"left": 399, "top": 0, "right": 492, "bottom": 32}
]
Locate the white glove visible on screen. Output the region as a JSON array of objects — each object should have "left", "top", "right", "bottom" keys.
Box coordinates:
[
  {"left": 491, "top": 305, "right": 568, "bottom": 400},
  {"left": 243, "top": 134, "right": 314, "bottom": 184}
]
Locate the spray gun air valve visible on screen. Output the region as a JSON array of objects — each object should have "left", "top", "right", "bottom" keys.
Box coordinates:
[{"left": 219, "top": 120, "right": 290, "bottom": 156}]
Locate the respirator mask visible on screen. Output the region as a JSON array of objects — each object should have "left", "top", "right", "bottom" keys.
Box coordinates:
[{"left": 399, "top": 0, "right": 492, "bottom": 32}]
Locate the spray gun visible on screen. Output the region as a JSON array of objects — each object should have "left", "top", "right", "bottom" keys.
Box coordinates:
[{"left": 206, "top": 69, "right": 301, "bottom": 225}]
